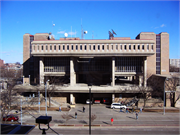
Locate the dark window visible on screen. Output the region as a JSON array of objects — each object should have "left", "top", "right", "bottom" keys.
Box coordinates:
[
  {"left": 54, "top": 45, "right": 56, "bottom": 50},
  {"left": 72, "top": 45, "right": 73, "bottom": 50},
  {"left": 102, "top": 45, "right": 104, "bottom": 50},
  {"left": 85, "top": 45, "right": 86, "bottom": 50},
  {"left": 67, "top": 45, "right": 69, "bottom": 50},
  {"left": 42, "top": 46, "right": 43, "bottom": 50},
  {"left": 124, "top": 45, "right": 126, "bottom": 50},
  {"left": 129, "top": 45, "right": 131, "bottom": 50}
]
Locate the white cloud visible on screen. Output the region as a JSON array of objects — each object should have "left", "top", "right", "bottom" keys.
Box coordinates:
[
  {"left": 68, "top": 31, "right": 77, "bottom": 36},
  {"left": 160, "top": 24, "right": 166, "bottom": 27},
  {"left": 151, "top": 24, "right": 166, "bottom": 29},
  {"left": 57, "top": 30, "right": 66, "bottom": 34}
]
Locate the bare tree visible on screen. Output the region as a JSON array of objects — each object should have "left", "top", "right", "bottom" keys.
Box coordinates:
[
  {"left": 165, "top": 75, "right": 180, "bottom": 107},
  {"left": 0, "top": 68, "right": 23, "bottom": 122},
  {"left": 89, "top": 114, "right": 97, "bottom": 124},
  {"left": 61, "top": 113, "right": 73, "bottom": 124}
]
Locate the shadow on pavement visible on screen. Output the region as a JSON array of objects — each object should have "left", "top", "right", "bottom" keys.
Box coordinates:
[
  {"left": 79, "top": 120, "right": 87, "bottom": 124},
  {"left": 54, "top": 120, "right": 64, "bottom": 123},
  {"left": 126, "top": 116, "right": 136, "bottom": 120},
  {"left": 102, "top": 121, "right": 110, "bottom": 125},
  {"left": 78, "top": 110, "right": 83, "bottom": 113}
]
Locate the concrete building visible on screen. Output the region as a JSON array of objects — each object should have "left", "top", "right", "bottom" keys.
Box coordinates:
[
  {"left": 23, "top": 32, "right": 169, "bottom": 105},
  {"left": 170, "top": 59, "right": 180, "bottom": 68}
]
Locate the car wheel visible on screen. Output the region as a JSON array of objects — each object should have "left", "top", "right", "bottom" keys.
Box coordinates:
[{"left": 11, "top": 119, "right": 14, "bottom": 122}]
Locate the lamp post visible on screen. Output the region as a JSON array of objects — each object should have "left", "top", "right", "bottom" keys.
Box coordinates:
[
  {"left": 163, "top": 77, "right": 168, "bottom": 115},
  {"left": 45, "top": 80, "right": 49, "bottom": 116},
  {"left": 29, "top": 75, "right": 30, "bottom": 85},
  {"left": 88, "top": 83, "right": 92, "bottom": 135}
]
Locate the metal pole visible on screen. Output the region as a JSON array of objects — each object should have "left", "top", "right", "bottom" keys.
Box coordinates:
[
  {"left": 29, "top": 75, "right": 30, "bottom": 85},
  {"left": 89, "top": 87, "right": 91, "bottom": 135},
  {"left": 163, "top": 78, "right": 166, "bottom": 115},
  {"left": 45, "top": 82, "right": 47, "bottom": 116},
  {"left": 39, "top": 91, "right": 40, "bottom": 113},
  {"left": 21, "top": 99, "right": 22, "bottom": 125}
]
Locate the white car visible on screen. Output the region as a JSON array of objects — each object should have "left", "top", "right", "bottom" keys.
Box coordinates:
[
  {"left": 86, "top": 99, "right": 93, "bottom": 104},
  {"left": 111, "top": 103, "right": 126, "bottom": 109}
]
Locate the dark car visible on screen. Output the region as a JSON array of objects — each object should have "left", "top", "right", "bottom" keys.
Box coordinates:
[{"left": 3, "top": 114, "right": 19, "bottom": 122}]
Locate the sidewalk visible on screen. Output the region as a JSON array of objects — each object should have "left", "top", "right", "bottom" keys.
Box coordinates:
[{"left": 32, "top": 106, "right": 179, "bottom": 128}]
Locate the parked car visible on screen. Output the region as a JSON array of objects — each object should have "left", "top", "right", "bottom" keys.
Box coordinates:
[
  {"left": 111, "top": 103, "right": 126, "bottom": 109},
  {"left": 86, "top": 99, "right": 93, "bottom": 104},
  {"left": 3, "top": 114, "right": 19, "bottom": 122},
  {"left": 94, "top": 100, "right": 100, "bottom": 104}
]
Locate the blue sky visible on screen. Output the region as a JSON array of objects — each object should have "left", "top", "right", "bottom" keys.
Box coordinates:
[{"left": 0, "top": 0, "right": 179, "bottom": 64}]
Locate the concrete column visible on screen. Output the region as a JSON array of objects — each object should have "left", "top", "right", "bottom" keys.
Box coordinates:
[
  {"left": 139, "top": 76, "right": 142, "bottom": 87},
  {"left": 70, "top": 94, "right": 75, "bottom": 104},
  {"left": 166, "top": 93, "right": 171, "bottom": 107},
  {"left": 112, "top": 94, "right": 115, "bottom": 103},
  {"left": 70, "top": 57, "right": 76, "bottom": 86},
  {"left": 144, "top": 57, "right": 147, "bottom": 87},
  {"left": 111, "top": 57, "right": 115, "bottom": 86},
  {"left": 39, "top": 57, "right": 44, "bottom": 85}
]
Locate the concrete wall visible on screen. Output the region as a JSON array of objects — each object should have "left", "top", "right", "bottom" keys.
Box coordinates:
[{"left": 160, "top": 32, "right": 169, "bottom": 75}]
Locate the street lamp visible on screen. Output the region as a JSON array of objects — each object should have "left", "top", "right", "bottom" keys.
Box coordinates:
[
  {"left": 29, "top": 75, "right": 30, "bottom": 85},
  {"left": 88, "top": 83, "right": 92, "bottom": 135},
  {"left": 163, "top": 77, "right": 168, "bottom": 115},
  {"left": 45, "top": 80, "right": 49, "bottom": 116}
]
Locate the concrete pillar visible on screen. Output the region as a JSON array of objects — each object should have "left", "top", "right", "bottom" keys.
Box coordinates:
[
  {"left": 112, "top": 94, "right": 115, "bottom": 103},
  {"left": 144, "top": 57, "right": 147, "bottom": 87},
  {"left": 166, "top": 93, "right": 171, "bottom": 107},
  {"left": 70, "top": 93, "right": 75, "bottom": 104},
  {"left": 70, "top": 57, "right": 76, "bottom": 86},
  {"left": 39, "top": 57, "right": 44, "bottom": 85},
  {"left": 111, "top": 57, "right": 115, "bottom": 86},
  {"left": 139, "top": 76, "right": 142, "bottom": 86}
]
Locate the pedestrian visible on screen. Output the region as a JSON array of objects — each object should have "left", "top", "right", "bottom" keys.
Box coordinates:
[
  {"left": 126, "top": 108, "right": 129, "bottom": 113},
  {"left": 59, "top": 106, "right": 61, "bottom": 112},
  {"left": 136, "top": 112, "right": 138, "bottom": 120},
  {"left": 75, "top": 112, "right": 77, "bottom": 119},
  {"left": 83, "top": 106, "right": 85, "bottom": 113},
  {"left": 140, "top": 107, "right": 142, "bottom": 113},
  {"left": 132, "top": 107, "right": 134, "bottom": 113},
  {"left": 111, "top": 117, "right": 114, "bottom": 125}
]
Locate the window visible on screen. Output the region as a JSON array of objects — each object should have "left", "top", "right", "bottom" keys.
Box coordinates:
[
  {"left": 120, "top": 44, "right": 122, "bottom": 50},
  {"left": 138, "top": 45, "right": 140, "bottom": 50},
  {"left": 129, "top": 45, "right": 131, "bottom": 50},
  {"left": 142, "top": 45, "right": 144, "bottom": 50},
  {"left": 67, "top": 45, "right": 69, "bottom": 50},
  {"left": 111, "top": 45, "right": 113, "bottom": 50},
  {"left": 38, "top": 45, "right": 39, "bottom": 50},
  {"left": 54, "top": 45, "right": 56, "bottom": 50},
  {"left": 93, "top": 45, "right": 95, "bottom": 50},
  {"left": 46, "top": 45, "right": 48, "bottom": 50},
  {"left": 76, "top": 45, "right": 78, "bottom": 50},
  {"left": 116, "top": 45, "right": 118, "bottom": 50},
  {"left": 72, "top": 45, "right": 73, "bottom": 50},
  {"left": 124, "top": 45, "right": 126, "bottom": 50},
  {"left": 151, "top": 44, "right": 153, "bottom": 50},
  {"left": 147, "top": 45, "right": 149, "bottom": 50},
  {"left": 59, "top": 45, "right": 60, "bottom": 50},
  {"left": 133, "top": 45, "right": 135, "bottom": 50},
  {"left": 80, "top": 45, "right": 82, "bottom": 50},
  {"left": 42, "top": 45, "right": 43, "bottom": 50},
  {"left": 98, "top": 45, "right": 100, "bottom": 50},
  {"left": 89, "top": 45, "right": 91, "bottom": 50},
  {"left": 84, "top": 45, "right": 86, "bottom": 50},
  {"left": 63, "top": 45, "right": 65, "bottom": 50},
  {"left": 102, "top": 45, "right": 104, "bottom": 50},
  {"left": 107, "top": 45, "right": 109, "bottom": 50}
]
